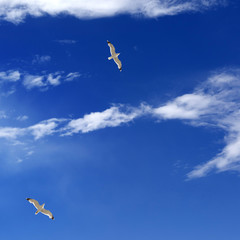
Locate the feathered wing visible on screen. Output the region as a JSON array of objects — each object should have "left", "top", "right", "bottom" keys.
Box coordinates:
[
  {"left": 107, "top": 41, "right": 116, "bottom": 56},
  {"left": 114, "top": 57, "right": 122, "bottom": 71},
  {"left": 41, "top": 209, "right": 54, "bottom": 220},
  {"left": 26, "top": 198, "right": 40, "bottom": 209}
]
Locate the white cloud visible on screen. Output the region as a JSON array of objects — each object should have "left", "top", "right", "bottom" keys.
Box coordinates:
[
  {"left": 1, "top": 67, "right": 240, "bottom": 179},
  {"left": 63, "top": 104, "right": 149, "bottom": 135},
  {"left": 0, "top": 104, "right": 149, "bottom": 140},
  {"left": 153, "top": 94, "right": 214, "bottom": 120},
  {"left": 0, "top": 70, "right": 20, "bottom": 82},
  {"left": 16, "top": 115, "right": 28, "bottom": 121},
  {"left": 0, "top": 111, "right": 7, "bottom": 119},
  {"left": 47, "top": 73, "right": 61, "bottom": 86},
  {"left": 28, "top": 118, "right": 63, "bottom": 139},
  {"left": 0, "top": 118, "right": 66, "bottom": 141},
  {"left": 17, "top": 158, "right": 23, "bottom": 163},
  {"left": 0, "top": 0, "right": 225, "bottom": 24},
  {"left": 187, "top": 114, "right": 240, "bottom": 178},
  {"left": 23, "top": 74, "right": 46, "bottom": 89},
  {"left": 59, "top": 68, "right": 240, "bottom": 179},
  {"left": 22, "top": 72, "right": 80, "bottom": 89},
  {"left": 55, "top": 40, "right": 77, "bottom": 44},
  {"left": 1, "top": 88, "right": 16, "bottom": 97},
  {"left": 32, "top": 55, "right": 51, "bottom": 64},
  {"left": 65, "top": 72, "right": 81, "bottom": 82},
  {"left": 151, "top": 68, "right": 240, "bottom": 179},
  {"left": 0, "top": 70, "right": 82, "bottom": 91},
  {"left": 26, "top": 150, "right": 34, "bottom": 156},
  {"left": 0, "top": 127, "right": 23, "bottom": 139}
]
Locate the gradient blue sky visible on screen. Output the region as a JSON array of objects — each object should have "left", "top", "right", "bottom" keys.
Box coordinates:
[{"left": 0, "top": 0, "right": 240, "bottom": 239}]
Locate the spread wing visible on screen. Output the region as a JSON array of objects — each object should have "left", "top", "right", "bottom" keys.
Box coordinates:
[
  {"left": 107, "top": 41, "right": 116, "bottom": 56},
  {"left": 26, "top": 198, "right": 40, "bottom": 209},
  {"left": 41, "top": 209, "right": 54, "bottom": 220},
  {"left": 114, "top": 57, "right": 122, "bottom": 71}
]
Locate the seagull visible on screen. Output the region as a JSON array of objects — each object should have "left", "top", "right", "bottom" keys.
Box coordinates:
[
  {"left": 107, "top": 40, "right": 122, "bottom": 71},
  {"left": 26, "top": 198, "right": 54, "bottom": 220}
]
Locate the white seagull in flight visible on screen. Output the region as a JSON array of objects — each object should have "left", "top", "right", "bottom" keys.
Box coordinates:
[
  {"left": 107, "top": 40, "right": 122, "bottom": 71},
  {"left": 26, "top": 198, "right": 54, "bottom": 220}
]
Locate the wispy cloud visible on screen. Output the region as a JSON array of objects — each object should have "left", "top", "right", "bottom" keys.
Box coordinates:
[
  {"left": 16, "top": 115, "right": 28, "bottom": 121},
  {"left": 0, "top": 118, "right": 67, "bottom": 141},
  {"left": 26, "top": 150, "right": 34, "bottom": 156},
  {"left": 32, "top": 55, "right": 51, "bottom": 64},
  {"left": 1, "top": 67, "right": 240, "bottom": 179},
  {"left": 0, "top": 111, "right": 7, "bottom": 119},
  {"left": 65, "top": 72, "right": 81, "bottom": 82},
  {"left": 0, "top": 70, "right": 20, "bottom": 82},
  {"left": 0, "top": 127, "right": 23, "bottom": 140},
  {"left": 0, "top": 105, "right": 147, "bottom": 140},
  {"left": 63, "top": 104, "right": 149, "bottom": 135},
  {"left": 1, "top": 88, "right": 16, "bottom": 97},
  {"left": 0, "top": 69, "right": 81, "bottom": 91},
  {"left": 22, "top": 71, "right": 81, "bottom": 89},
  {"left": 153, "top": 94, "right": 214, "bottom": 120},
  {"left": 23, "top": 74, "right": 46, "bottom": 89},
  {"left": 47, "top": 73, "right": 61, "bottom": 86},
  {"left": 28, "top": 118, "right": 66, "bottom": 140},
  {"left": 0, "top": 0, "right": 225, "bottom": 24},
  {"left": 153, "top": 68, "right": 240, "bottom": 179},
  {"left": 55, "top": 40, "right": 77, "bottom": 44}
]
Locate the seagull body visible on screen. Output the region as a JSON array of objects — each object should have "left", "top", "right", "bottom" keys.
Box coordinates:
[
  {"left": 26, "top": 198, "right": 54, "bottom": 220},
  {"left": 107, "top": 40, "right": 122, "bottom": 71}
]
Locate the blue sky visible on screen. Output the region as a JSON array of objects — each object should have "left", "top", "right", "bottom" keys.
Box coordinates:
[{"left": 0, "top": 0, "right": 240, "bottom": 239}]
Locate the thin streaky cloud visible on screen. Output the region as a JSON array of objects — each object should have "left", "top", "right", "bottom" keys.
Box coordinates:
[
  {"left": 0, "top": 69, "right": 81, "bottom": 91},
  {"left": 47, "top": 74, "right": 61, "bottom": 86},
  {"left": 28, "top": 118, "right": 66, "bottom": 140},
  {"left": 22, "top": 72, "right": 81, "bottom": 89},
  {"left": 65, "top": 72, "right": 81, "bottom": 82},
  {"left": 17, "top": 158, "right": 23, "bottom": 163},
  {"left": 16, "top": 115, "right": 28, "bottom": 121},
  {"left": 0, "top": 70, "right": 20, "bottom": 82},
  {"left": 0, "top": 111, "right": 7, "bottom": 119},
  {"left": 26, "top": 150, "right": 34, "bottom": 156},
  {"left": 153, "top": 68, "right": 240, "bottom": 179},
  {"left": 62, "top": 104, "right": 150, "bottom": 135},
  {"left": 153, "top": 94, "right": 214, "bottom": 120},
  {"left": 32, "top": 55, "right": 51, "bottom": 64},
  {"left": 55, "top": 40, "right": 77, "bottom": 44},
  {"left": 0, "top": 118, "right": 67, "bottom": 140},
  {"left": 0, "top": 0, "right": 225, "bottom": 24},
  {"left": 0, "top": 68, "right": 239, "bottom": 179},
  {"left": 23, "top": 74, "right": 46, "bottom": 89},
  {"left": 0, "top": 127, "right": 24, "bottom": 139},
  {"left": 1, "top": 88, "right": 16, "bottom": 97}
]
